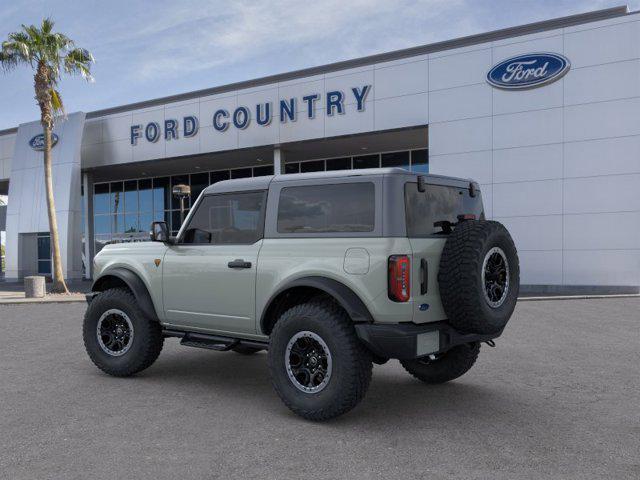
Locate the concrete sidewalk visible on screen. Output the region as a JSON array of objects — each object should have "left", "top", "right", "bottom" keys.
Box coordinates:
[{"left": 0, "top": 279, "right": 90, "bottom": 304}]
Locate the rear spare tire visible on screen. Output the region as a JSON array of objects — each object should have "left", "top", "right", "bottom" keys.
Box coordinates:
[{"left": 438, "top": 220, "right": 519, "bottom": 334}]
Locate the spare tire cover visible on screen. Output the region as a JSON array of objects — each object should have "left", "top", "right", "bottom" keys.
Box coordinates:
[{"left": 437, "top": 220, "right": 519, "bottom": 334}]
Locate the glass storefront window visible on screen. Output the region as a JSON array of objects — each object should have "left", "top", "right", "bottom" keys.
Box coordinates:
[
  {"left": 124, "top": 213, "right": 138, "bottom": 234},
  {"left": 171, "top": 175, "right": 189, "bottom": 209},
  {"left": 411, "top": 149, "right": 429, "bottom": 173},
  {"left": 190, "top": 172, "right": 209, "bottom": 201},
  {"left": 94, "top": 215, "right": 110, "bottom": 235},
  {"left": 138, "top": 178, "right": 153, "bottom": 213},
  {"left": 210, "top": 170, "right": 230, "bottom": 184},
  {"left": 94, "top": 183, "right": 110, "bottom": 214},
  {"left": 300, "top": 160, "right": 325, "bottom": 172},
  {"left": 353, "top": 154, "right": 380, "bottom": 169},
  {"left": 284, "top": 163, "right": 300, "bottom": 174},
  {"left": 326, "top": 158, "right": 351, "bottom": 171},
  {"left": 382, "top": 151, "right": 410, "bottom": 170},
  {"left": 231, "top": 168, "right": 252, "bottom": 179},
  {"left": 110, "top": 182, "right": 123, "bottom": 215},
  {"left": 253, "top": 165, "right": 274, "bottom": 176},
  {"left": 124, "top": 180, "right": 138, "bottom": 213},
  {"left": 153, "top": 177, "right": 170, "bottom": 212}
]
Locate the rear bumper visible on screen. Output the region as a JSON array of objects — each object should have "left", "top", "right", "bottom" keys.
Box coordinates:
[{"left": 354, "top": 321, "right": 502, "bottom": 360}]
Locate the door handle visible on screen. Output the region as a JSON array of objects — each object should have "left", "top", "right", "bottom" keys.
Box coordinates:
[{"left": 228, "top": 259, "right": 252, "bottom": 269}]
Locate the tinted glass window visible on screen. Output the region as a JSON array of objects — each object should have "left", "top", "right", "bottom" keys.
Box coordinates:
[
  {"left": 300, "top": 160, "right": 325, "bottom": 173},
  {"left": 284, "top": 163, "right": 300, "bottom": 174},
  {"left": 353, "top": 155, "right": 379, "bottom": 169},
  {"left": 381, "top": 151, "right": 409, "bottom": 169},
  {"left": 182, "top": 192, "right": 265, "bottom": 244},
  {"left": 94, "top": 184, "right": 110, "bottom": 214},
  {"left": 277, "top": 183, "right": 375, "bottom": 234},
  {"left": 411, "top": 149, "right": 429, "bottom": 173},
  {"left": 405, "top": 182, "right": 483, "bottom": 236},
  {"left": 325, "top": 157, "right": 351, "bottom": 171},
  {"left": 253, "top": 165, "right": 274, "bottom": 176}
]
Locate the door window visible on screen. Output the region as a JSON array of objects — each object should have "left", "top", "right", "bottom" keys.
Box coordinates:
[{"left": 181, "top": 192, "right": 266, "bottom": 244}]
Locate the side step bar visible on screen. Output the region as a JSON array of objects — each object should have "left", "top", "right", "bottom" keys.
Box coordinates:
[{"left": 163, "top": 329, "right": 268, "bottom": 352}]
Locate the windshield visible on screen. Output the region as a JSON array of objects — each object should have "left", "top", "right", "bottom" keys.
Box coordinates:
[{"left": 405, "top": 182, "right": 484, "bottom": 236}]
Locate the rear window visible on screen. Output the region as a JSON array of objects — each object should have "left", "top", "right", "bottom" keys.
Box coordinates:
[
  {"left": 405, "top": 182, "right": 484, "bottom": 236},
  {"left": 277, "top": 183, "right": 375, "bottom": 233}
]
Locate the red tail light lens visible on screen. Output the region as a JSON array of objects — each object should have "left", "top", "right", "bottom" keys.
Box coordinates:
[{"left": 388, "top": 255, "right": 411, "bottom": 302}]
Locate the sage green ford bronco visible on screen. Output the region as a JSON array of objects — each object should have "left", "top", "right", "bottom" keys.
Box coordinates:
[{"left": 84, "top": 168, "right": 519, "bottom": 421}]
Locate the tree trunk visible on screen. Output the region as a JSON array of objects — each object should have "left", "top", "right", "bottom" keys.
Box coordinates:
[{"left": 43, "top": 124, "right": 68, "bottom": 294}]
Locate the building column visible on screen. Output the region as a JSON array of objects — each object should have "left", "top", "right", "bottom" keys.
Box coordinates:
[
  {"left": 273, "top": 147, "right": 285, "bottom": 175},
  {"left": 82, "top": 172, "right": 93, "bottom": 279}
]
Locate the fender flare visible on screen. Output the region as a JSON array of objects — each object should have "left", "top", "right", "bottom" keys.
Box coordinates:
[
  {"left": 260, "top": 276, "right": 373, "bottom": 334},
  {"left": 92, "top": 267, "right": 159, "bottom": 321}
]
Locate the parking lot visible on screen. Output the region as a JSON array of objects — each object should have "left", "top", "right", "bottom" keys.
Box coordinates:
[{"left": 0, "top": 297, "right": 638, "bottom": 480}]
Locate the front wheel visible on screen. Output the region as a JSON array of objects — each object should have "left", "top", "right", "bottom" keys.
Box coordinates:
[
  {"left": 83, "top": 288, "right": 164, "bottom": 377},
  {"left": 400, "top": 342, "right": 480, "bottom": 384},
  {"left": 268, "top": 300, "right": 372, "bottom": 421}
]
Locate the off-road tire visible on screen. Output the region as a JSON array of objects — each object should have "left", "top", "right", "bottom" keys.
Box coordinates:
[
  {"left": 83, "top": 288, "right": 164, "bottom": 377},
  {"left": 400, "top": 342, "right": 480, "bottom": 384},
  {"left": 268, "top": 300, "right": 372, "bottom": 421},
  {"left": 232, "top": 345, "right": 263, "bottom": 355},
  {"left": 438, "top": 220, "right": 519, "bottom": 334}
]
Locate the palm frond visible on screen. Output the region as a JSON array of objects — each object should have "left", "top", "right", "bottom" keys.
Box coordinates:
[
  {"left": 64, "top": 47, "right": 94, "bottom": 82},
  {"left": 50, "top": 87, "right": 64, "bottom": 114}
]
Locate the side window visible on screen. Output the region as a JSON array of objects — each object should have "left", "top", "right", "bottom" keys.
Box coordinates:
[
  {"left": 277, "top": 182, "right": 375, "bottom": 233},
  {"left": 182, "top": 191, "right": 266, "bottom": 244}
]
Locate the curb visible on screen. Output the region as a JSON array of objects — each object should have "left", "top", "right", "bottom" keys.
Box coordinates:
[
  {"left": 518, "top": 294, "right": 640, "bottom": 302},
  {"left": 0, "top": 296, "right": 87, "bottom": 305}
]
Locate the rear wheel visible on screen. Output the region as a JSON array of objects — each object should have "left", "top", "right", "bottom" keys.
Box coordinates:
[
  {"left": 83, "top": 288, "right": 164, "bottom": 377},
  {"left": 268, "top": 300, "right": 372, "bottom": 421},
  {"left": 400, "top": 343, "right": 480, "bottom": 384}
]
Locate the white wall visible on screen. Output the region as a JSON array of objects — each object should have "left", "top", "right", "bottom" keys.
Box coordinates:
[
  {"left": 428, "top": 14, "right": 640, "bottom": 288},
  {"left": 0, "top": 132, "right": 16, "bottom": 180},
  {"left": 4, "top": 113, "right": 85, "bottom": 280}
]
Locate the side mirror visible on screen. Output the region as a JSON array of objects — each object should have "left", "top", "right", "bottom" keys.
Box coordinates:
[{"left": 150, "top": 221, "right": 170, "bottom": 242}]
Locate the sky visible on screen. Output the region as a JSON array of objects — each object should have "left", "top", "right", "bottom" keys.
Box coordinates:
[{"left": 0, "top": 0, "right": 638, "bottom": 130}]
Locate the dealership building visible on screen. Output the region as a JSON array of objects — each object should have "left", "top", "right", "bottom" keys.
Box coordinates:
[{"left": 0, "top": 6, "right": 638, "bottom": 293}]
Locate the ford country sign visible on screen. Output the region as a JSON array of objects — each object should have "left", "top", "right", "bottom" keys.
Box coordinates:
[
  {"left": 487, "top": 53, "right": 570, "bottom": 90},
  {"left": 29, "top": 133, "right": 59, "bottom": 151}
]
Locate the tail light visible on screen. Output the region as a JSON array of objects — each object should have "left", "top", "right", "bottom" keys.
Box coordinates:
[{"left": 388, "top": 255, "right": 411, "bottom": 302}]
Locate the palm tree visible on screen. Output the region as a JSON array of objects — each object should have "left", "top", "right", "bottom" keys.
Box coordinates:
[{"left": 0, "top": 18, "right": 93, "bottom": 293}]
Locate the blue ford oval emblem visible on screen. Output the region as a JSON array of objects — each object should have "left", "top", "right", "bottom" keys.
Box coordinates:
[
  {"left": 487, "top": 53, "right": 570, "bottom": 90},
  {"left": 29, "top": 133, "right": 59, "bottom": 151}
]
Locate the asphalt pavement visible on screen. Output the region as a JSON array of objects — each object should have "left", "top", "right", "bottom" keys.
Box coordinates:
[{"left": 0, "top": 298, "right": 638, "bottom": 480}]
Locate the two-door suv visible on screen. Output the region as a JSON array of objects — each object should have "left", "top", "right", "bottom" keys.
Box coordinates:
[{"left": 84, "top": 168, "right": 519, "bottom": 421}]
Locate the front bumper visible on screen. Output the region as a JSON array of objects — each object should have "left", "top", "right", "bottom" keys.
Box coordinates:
[{"left": 354, "top": 321, "right": 502, "bottom": 360}]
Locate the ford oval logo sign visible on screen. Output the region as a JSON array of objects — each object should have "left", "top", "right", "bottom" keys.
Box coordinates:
[
  {"left": 487, "top": 53, "right": 570, "bottom": 90},
  {"left": 29, "top": 133, "right": 59, "bottom": 151}
]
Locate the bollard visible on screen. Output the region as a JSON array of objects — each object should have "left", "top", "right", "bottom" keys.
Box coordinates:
[{"left": 24, "top": 276, "right": 46, "bottom": 298}]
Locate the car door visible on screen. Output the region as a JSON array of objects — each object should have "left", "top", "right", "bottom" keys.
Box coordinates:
[{"left": 162, "top": 190, "right": 267, "bottom": 335}]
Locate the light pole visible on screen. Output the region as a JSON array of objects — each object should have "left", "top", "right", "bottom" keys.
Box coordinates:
[{"left": 172, "top": 184, "right": 191, "bottom": 227}]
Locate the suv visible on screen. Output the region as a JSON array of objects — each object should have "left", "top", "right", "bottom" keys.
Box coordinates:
[{"left": 84, "top": 168, "right": 519, "bottom": 421}]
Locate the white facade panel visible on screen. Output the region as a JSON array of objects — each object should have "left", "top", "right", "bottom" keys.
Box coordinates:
[
  {"left": 428, "top": 48, "right": 492, "bottom": 91},
  {"left": 564, "top": 97, "right": 640, "bottom": 142},
  {"left": 563, "top": 211, "right": 640, "bottom": 250},
  {"left": 492, "top": 33, "right": 564, "bottom": 60},
  {"left": 493, "top": 108, "right": 563, "bottom": 149},
  {"left": 429, "top": 150, "right": 492, "bottom": 184},
  {"left": 373, "top": 93, "right": 428, "bottom": 131},
  {"left": 564, "top": 136, "right": 640, "bottom": 178},
  {"left": 563, "top": 174, "right": 640, "bottom": 214},
  {"left": 497, "top": 215, "right": 563, "bottom": 251},
  {"left": 324, "top": 68, "right": 374, "bottom": 106},
  {"left": 493, "top": 180, "right": 563, "bottom": 217},
  {"left": 564, "top": 59, "right": 640, "bottom": 106},
  {"left": 374, "top": 60, "right": 428, "bottom": 100},
  {"left": 518, "top": 250, "right": 564, "bottom": 285},
  {"left": 493, "top": 143, "right": 563, "bottom": 183},
  {"left": 564, "top": 20, "right": 640, "bottom": 68},
  {"left": 429, "top": 83, "right": 492, "bottom": 123},
  {"left": 563, "top": 250, "right": 640, "bottom": 286},
  {"left": 493, "top": 80, "right": 563, "bottom": 115},
  {"left": 429, "top": 116, "right": 491, "bottom": 155}
]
